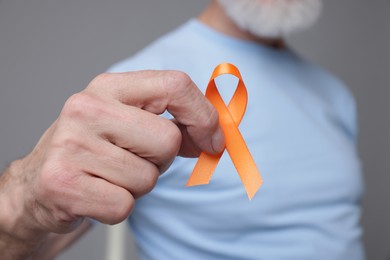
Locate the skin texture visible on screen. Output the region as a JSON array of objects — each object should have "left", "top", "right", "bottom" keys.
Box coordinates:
[{"left": 0, "top": 70, "right": 224, "bottom": 259}]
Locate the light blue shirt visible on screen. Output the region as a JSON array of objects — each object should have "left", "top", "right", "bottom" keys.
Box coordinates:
[{"left": 108, "top": 19, "right": 364, "bottom": 260}]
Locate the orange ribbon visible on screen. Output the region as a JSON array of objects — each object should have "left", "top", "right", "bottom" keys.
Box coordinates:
[{"left": 186, "top": 63, "right": 263, "bottom": 200}]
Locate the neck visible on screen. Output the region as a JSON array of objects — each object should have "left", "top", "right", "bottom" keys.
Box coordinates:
[{"left": 198, "top": 1, "right": 286, "bottom": 49}]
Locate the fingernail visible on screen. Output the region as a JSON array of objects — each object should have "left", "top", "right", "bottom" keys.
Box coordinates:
[{"left": 211, "top": 126, "right": 225, "bottom": 153}]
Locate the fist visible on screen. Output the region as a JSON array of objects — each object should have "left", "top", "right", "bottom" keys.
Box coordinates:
[{"left": 6, "top": 70, "right": 224, "bottom": 235}]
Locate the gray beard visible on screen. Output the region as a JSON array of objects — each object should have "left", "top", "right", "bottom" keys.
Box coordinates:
[{"left": 217, "top": 0, "right": 323, "bottom": 39}]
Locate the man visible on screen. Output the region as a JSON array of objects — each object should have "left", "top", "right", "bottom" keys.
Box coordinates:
[
  {"left": 0, "top": 0, "right": 364, "bottom": 259},
  {"left": 107, "top": 0, "right": 364, "bottom": 259}
]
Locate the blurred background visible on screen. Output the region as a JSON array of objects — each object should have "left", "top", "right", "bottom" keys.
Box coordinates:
[{"left": 0, "top": 0, "right": 389, "bottom": 259}]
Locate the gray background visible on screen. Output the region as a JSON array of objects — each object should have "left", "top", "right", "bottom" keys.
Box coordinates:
[{"left": 0, "top": 0, "right": 389, "bottom": 259}]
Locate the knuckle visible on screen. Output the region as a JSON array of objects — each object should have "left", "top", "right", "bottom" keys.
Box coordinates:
[
  {"left": 109, "top": 196, "right": 134, "bottom": 224},
  {"left": 139, "top": 164, "right": 159, "bottom": 195},
  {"left": 61, "top": 92, "right": 108, "bottom": 124},
  {"left": 162, "top": 70, "right": 192, "bottom": 95},
  {"left": 88, "top": 72, "right": 114, "bottom": 89},
  {"left": 62, "top": 92, "right": 96, "bottom": 120},
  {"left": 158, "top": 120, "right": 182, "bottom": 159}
]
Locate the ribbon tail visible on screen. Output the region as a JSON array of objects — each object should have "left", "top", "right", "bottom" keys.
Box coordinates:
[
  {"left": 186, "top": 152, "right": 221, "bottom": 186},
  {"left": 224, "top": 123, "right": 263, "bottom": 200},
  {"left": 227, "top": 146, "right": 263, "bottom": 200}
]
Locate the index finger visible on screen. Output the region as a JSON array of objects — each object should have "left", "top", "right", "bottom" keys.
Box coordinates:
[{"left": 85, "top": 70, "right": 225, "bottom": 155}]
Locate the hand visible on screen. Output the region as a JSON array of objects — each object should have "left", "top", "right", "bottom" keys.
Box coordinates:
[{"left": 0, "top": 70, "right": 224, "bottom": 258}]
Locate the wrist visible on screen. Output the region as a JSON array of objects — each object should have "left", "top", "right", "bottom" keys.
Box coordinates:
[{"left": 0, "top": 160, "right": 47, "bottom": 259}]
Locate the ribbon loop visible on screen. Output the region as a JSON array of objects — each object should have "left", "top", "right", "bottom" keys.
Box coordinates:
[{"left": 186, "top": 63, "right": 263, "bottom": 200}]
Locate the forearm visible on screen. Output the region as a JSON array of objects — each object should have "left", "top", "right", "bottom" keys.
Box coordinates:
[
  {"left": 0, "top": 161, "right": 48, "bottom": 260},
  {"left": 31, "top": 218, "right": 93, "bottom": 260},
  {"left": 0, "top": 231, "right": 46, "bottom": 260},
  {"left": 1, "top": 159, "right": 93, "bottom": 260}
]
